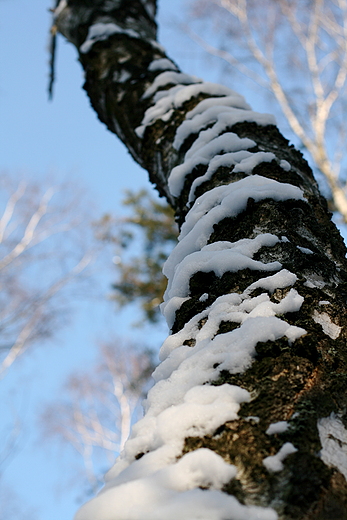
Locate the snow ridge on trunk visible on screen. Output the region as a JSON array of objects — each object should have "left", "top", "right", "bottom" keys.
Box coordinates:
[
  {"left": 55, "top": 2, "right": 347, "bottom": 518},
  {"left": 74, "top": 51, "right": 328, "bottom": 520}
]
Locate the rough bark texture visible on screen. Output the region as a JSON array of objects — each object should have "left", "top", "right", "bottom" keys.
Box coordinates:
[{"left": 55, "top": 1, "right": 347, "bottom": 519}]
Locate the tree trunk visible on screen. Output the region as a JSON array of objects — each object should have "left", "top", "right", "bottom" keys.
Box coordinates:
[{"left": 55, "top": 1, "right": 347, "bottom": 518}]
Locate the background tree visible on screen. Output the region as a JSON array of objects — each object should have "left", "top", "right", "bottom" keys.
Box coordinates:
[
  {"left": 55, "top": 1, "right": 347, "bottom": 519},
  {"left": 0, "top": 171, "right": 98, "bottom": 518},
  {"left": 39, "top": 189, "right": 174, "bottom": 501},
  {"left": 0, "top": 173, "right": 95, "bottom": 377},
  {"left": 96, "top": 189, "right": 177, "bottom": 323},
  {"left": 185, "top": 0, "right": 347, "bottom": 221},
  {"left": 40, "top": 340, "right": 155, "bottom": 497}
]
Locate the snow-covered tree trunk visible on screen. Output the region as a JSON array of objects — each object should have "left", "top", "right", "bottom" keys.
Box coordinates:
[{"left": 55, "top": 1, "right": 347, "bottom": 518}]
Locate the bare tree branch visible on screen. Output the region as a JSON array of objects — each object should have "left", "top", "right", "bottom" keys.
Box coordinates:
[
  {"left": 189, "top": 0, "right": 347, "bottom": 219},
  {"left": 40, "top": 341, "right": 155, "bottom": 493},
  {"left": 0, "top": 173, "right": 97, "bottom": 377}
]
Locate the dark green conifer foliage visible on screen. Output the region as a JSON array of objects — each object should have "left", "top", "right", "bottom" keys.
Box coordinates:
[{"left": 96, "top": 190, "right": 177, "bottom": 322}]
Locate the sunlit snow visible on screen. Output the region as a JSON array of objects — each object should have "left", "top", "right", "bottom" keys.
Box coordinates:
[
  {"left": 148, "top": 58, "right": 179, "bottom": 71},
  {"left": 80, "top": 23, "right": 139, "bottom": 53},
  {"left": 262, "top": 443, "right": 297, "bottom": 472},
  {"left": 142, "top": 71, "right": 202, "bottom": 99},
  {"left": 266, "top": 421, "right": 289, "bottom": 435}
]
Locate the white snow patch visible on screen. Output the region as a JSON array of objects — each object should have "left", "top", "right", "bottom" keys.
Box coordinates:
[
  {"left": 148, "top": 58, "right": 178, "bottom": 72},
  {"left": 233, "top": 152, "right": 276, "bottom": 174},
  {"left": 244, "top": 269, "right": 297, "bottom": 295},
  {"left": 169, "top": 108, "right": 275, "bottom": 196},
  {"left": 312, "top": 310, "right": 341, "bottom": 339},
  {"left": 80, "top": 23, "right": 139, "bottom": 53},
  {"left": 160, "top": 289, "right": 305, "bottom": 361},
  {"left": 180, "top": 176, "right": 304, "bottom": 244},
  {"left": 266, "top": 421, "right": 289, "bottom": 435},
  {"left": 98, "top": 384, "right": 250, "bottom": 495},
  {"left": 136, "top": 79, "right": 271, "bottom": 143},
  {"left": 174, "top": 107, "right": 274, "bottom": 153},
  {"left": 297, "top": 246, "right": 313, "bottom": 254},
  {"left": 169, "top": 135, "right": 256, "bottom": 197},
  {"left": 186, "top": 94, "right": 250, "bottom": 118},
  {"left": 142, "top": 71, "right": 201, "bottom": 99},
  {"left": 188, "top": 151, "right": 252, "bottom": 202},
  {"left": 280, "top": 160, "right": 291, "bottom": 171},
  {"left": 136, "top": 83, "right": 241, "bottom": 138},
  {"left": 245, "top": 416, "right": 260, "bottom": 423},
  {"left": 165, "top": 265, "right": 301, "bottom": 332},
  {"left": 319, "top": 301, "right": 330, "bottom": 305},
  {"left": 199, "top": 293, "right": 209, "bottom": 302},
  {"left": 163, "top": 234, "right": 283, "bottom": 324},
  {"left": 263, "top": 443, "right": 297, "bottom": 472},
  {"left": 113, "top": 69, "right": 131, "bottom": 83},
  {"left": 318, "top": 414, "right": 347, "bottom": 481},
  {"left": 161, "top": 297, "right": 190, "bottom": 330},
  {"left": 148, "top": 40, "right": 166, "bottom": 53},
  {"left": 151, "top": 448, "right": 237, "bottom": 491},
  {"left": 75, "top": 483, "right": 277, "bottom": 520},
  {"left": 185, "top": 149, "right": 286, "bottom": 203},
  {"left": 163, "top": 176, "right": 305, "bottom": 292}
]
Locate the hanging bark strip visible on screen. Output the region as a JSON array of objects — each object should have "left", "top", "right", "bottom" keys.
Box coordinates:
[{"left": 55, "top": 1, "right": 347, "bottom": 518}]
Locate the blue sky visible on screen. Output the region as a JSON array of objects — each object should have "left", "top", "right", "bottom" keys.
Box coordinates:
[{"left": 0, "top": 1, "right": 183, "bottom": 519}]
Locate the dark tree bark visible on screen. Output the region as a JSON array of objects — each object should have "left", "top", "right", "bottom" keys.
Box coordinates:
[{"left": 55, "top": 1, "right": 347, "bottom": 519}]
